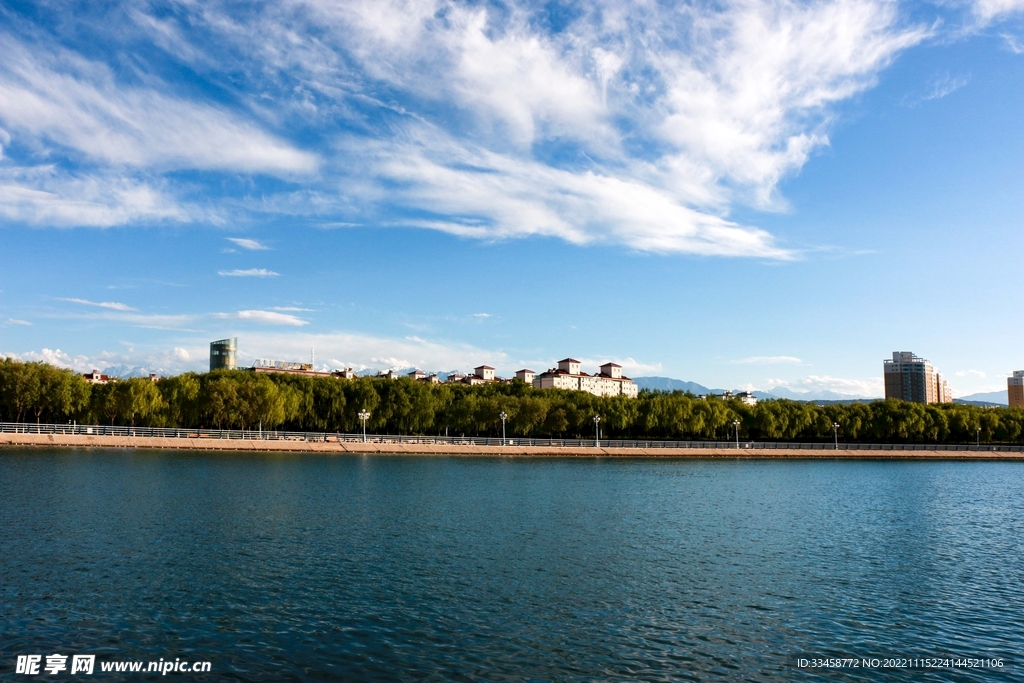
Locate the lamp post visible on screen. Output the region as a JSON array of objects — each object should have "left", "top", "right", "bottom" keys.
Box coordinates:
[
  {"left": 733, "top": 419, "right": 740, "bottom": 449},
  {"left": 499, "top": 411, "right": 507, "bottom": 446},
  {"left": 833, "top": 422, "right": 840, "bottom": 450},
  {"left": 594, "top": 415, "right": 601, "bottom": 448},
  {"left": 977, "top": 426, "right": 981, "bottom": 448},
  {"left": 358, "top": 410, "right": 371, "bottom": 443}
]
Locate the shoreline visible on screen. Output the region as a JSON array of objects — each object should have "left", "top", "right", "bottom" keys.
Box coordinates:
[{"left": 2, "top": 432, "right": 1023, "bottom": 460}]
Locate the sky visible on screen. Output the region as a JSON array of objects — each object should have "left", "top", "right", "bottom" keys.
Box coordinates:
[{"left": 1, "top": 0, "right": 1023, "bottom": 399}]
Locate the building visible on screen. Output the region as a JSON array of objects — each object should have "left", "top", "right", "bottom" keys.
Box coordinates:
[
  {"left": 82, "top": 370, "right": 111, "bottom": 384},
  {"left": 533, "top": 358, "right": 639, "bottom": 398},
  {"left": 515, "top": 369, "right": 535, "bottom": 384},
  {"left": 735, "top": 391, "right": 758, "bottom": 406},
  {"left": 210, "top": 338, "right": 238, "bottom": 371},
  {"left": 408, "top": 369, "right": 427, "bottom": 381},
  {"left": 250, "top": 358, "right": 357, "bottom": 380},
  {"left": 1009, "top": 371, "right": 1024, "bottom": 409},
  {"left": 464, "top": 365, "right": 498, "bottom": 385},
  {"left": 883, "top": 351, "right": 952, "bottom": 404}
]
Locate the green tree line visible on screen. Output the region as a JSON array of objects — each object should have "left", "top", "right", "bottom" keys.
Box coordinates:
[{"left": 2, "top": 357, "right": 1023, "bottom": 443}]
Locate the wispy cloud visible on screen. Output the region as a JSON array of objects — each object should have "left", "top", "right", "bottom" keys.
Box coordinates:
[
  {"left": 226, "top": 238, "right": 269, "bottom": 250},
  {"left": 0, "top": 0, "right": 930, "bottom": 256},
  {"left": 0, "top": 166, "right": 194, "bottom": 227},
  {"left": 214, "top": 310, "right": 308, "bottom": 326},
  {"left": 472, "top": 313, "right": 491, "bottom": 318},
  {"left": 956, "top": 369, "right": 986, "bottom": 378},
  {"left": 6, "top": 318, "right": 31, "bottom": 326},
  {"left": 901, "top": 73, "right": 969, "bottom": 107},
  {"left": 270, "top": 306, "right": 313, "bottom": 311},
  {"left": 0, "top": 32, "right": 317, "bottom": 175},
  {"left": 973, "top": 0, "right": 1024, "bottom": 22},
  {"left": 1001, "top": 33, "right": 1024, "bottom": 53},
  {"left": 218, "top": 268, "right": 280, "bottom": 277},
  {"left": 59, "top": 297, "right": 136, "bottom": 311},
  {"left": 732, "top": 356, "right": 803, "bottom": 365}
]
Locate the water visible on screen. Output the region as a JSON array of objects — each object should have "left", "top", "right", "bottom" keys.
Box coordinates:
[{"left": 1, "top": 450, "right": 1021, "bottom": 682}]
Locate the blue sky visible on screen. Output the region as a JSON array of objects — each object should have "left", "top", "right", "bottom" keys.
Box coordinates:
[{"left": 1, "top": 0, "right": 1023, "bottom": 398}]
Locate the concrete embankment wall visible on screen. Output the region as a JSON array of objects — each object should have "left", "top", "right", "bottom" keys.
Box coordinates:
[{"left": 2, "top": 432, "right": 1022, "bottom": 460}]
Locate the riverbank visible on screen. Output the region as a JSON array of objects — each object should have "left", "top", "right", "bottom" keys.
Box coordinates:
[{"left": 2, "top": 432, "right": 1022, "bottom": 459}]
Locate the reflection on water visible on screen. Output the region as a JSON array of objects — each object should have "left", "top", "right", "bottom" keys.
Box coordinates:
[{"left": 1, "top": 450, "right": 1021, "bottom": 681}]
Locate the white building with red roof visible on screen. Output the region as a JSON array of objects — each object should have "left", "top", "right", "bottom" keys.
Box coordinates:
[{"left": 534, "top": 359, "right": 638, "bottom": 398}]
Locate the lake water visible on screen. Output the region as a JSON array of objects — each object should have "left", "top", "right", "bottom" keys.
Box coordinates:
[{"left": 1, "top": 450, "right": 1021, "bottom": 681}]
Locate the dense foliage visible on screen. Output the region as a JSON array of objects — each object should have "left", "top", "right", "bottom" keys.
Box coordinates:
[{"left": 2, "top": 358, "right": 1022, "bottom": 443}]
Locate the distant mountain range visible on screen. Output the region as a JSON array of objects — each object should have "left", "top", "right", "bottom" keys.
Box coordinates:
[
  {"left": 954, "top": 390, "right": 1008, "bottom": 406},
  {"left": 98, "top": 365, "right": 1008, "bottom": 406},
  {"left": 632, "top": 377, "right": 720, "bottom": 394},
  {"left": 632, "top": 377, "right": 877, "bottom": 401},
  {"left": 101, "top": 364, "right": 161, "bottom": 378}
]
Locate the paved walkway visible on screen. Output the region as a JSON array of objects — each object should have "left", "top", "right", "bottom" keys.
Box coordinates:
[{"left": 2, "top": 432, "right": 1022, "bottom": 459}]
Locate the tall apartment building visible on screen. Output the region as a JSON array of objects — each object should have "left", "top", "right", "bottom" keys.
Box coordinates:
[
  {"left": 534, "top": 359, "right": 639, "bottom": 398},
  {"left": 1009, "top": 371, "right": 1024, "bottom": 409},
  {"left": 883, "top": 351, "right": 952, "bottom": 404}
]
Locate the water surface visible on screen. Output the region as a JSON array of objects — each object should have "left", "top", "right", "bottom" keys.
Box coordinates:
[{"left": 1, "top": 450, "right": 1021, "bottom": 681}]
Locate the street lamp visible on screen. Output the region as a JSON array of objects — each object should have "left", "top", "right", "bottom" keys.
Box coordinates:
[
  {"left": 358, "top": 410, "right": 371, "bottom": 443},
  {"left": 833, "top": 422, "right": 840, "bottom": 450},
  {"left": 977, "top": 426, "right": 981, "bottom": 448},
  {"left": 499, "top": 411, "right": 507, "bottom": 446},
  {"left": 733, "top": 419, "right": 740, "bottom": 449},
  {"left": 594, "top": 415, "right": 601, "bottom": 448}
]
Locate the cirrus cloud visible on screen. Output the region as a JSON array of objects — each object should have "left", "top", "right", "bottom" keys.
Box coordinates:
[
  {"left": 214, "top": 309, "right": 308, "bottom": 326},
  {"left": 0, "top": 0, "right": 934, "bottom": 257},
  {"left": 218, "top": 268, "right": 280, "bottom": 277}
]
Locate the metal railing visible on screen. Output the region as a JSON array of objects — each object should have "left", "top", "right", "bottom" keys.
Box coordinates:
[{"left": 2, "top": 421, "right": 1022, "bottom": 452}]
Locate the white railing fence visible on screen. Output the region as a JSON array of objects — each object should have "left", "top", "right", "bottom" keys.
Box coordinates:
[{"left": 1, "top": 422, "right": 1022, "bottom": 452}]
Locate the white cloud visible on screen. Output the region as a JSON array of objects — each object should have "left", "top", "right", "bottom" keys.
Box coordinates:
[
  {"left": 356, "top": 132, "right": 793, "bottom": 257},
  {"left": 100, "top": 0, "right": 927, "bottom": 257},
  {"left": 0, "top": 166, "right": 194, "bottom": 227},
  {"left": 6, "top": 318, "right": 31, "bottom": 325},
  {"left": 0, "top": 33, "right": 317, "bottom": 175},
  {"left": 472, "top": 313, "right": 491, "bottom": 318},
  {"left": 1, "top": 345, "right": 208, "bottom": 375},
  {"left": 973, "top": 0, "right": 1024, "bottom": 21},
  {"left": 762, "top": 375, "right": 884, "bottom": 398},
  {"left": 215, "top": 310, "right": 309, "bottom": 326},
  {"left": 1001, "top": 33, "right": 1024, "bottom": 53},
  {"left": 218, "top": 269, "right": 280, "bottom": 277},
  {"left": 58, "top": 297, "right": 136, "bottom": 311},
  {"left": 955, "top": 369, "right": 986, "bottom": 378},
  {"left": 902, "top": 73, "right": 969, "bottom": 107},
  {"left": 271, "top": 306, "right": 314, "bottom": 311},
  {"left": 237, "top": 329, "right": 509, "bottom": 372},
  {"left": 732, "top": 355, "right": 803, "bottom": 365},
  {"left": 226, "top": 237, "right": 270, "bottom": 250}
]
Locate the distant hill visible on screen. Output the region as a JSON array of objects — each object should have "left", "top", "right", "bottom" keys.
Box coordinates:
[
  {"left": 956, "top": 390, "right": 1008, "bottom": 406},
  {"left": 102, "top": 364, "right": 161, "bottom": 378},
  {"left": 764, "top": 386, "right": 880, "bottom": 401},
  {"left": 633, "top": 377, "right": 718, "bottom": 394},
  {"left": 633, "top": 377, "right": 879, "bottom": 402}
]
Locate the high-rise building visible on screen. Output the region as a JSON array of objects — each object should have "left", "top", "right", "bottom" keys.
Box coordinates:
[
  {"left": 209, "top": 338, "right": 238, "bottom": 371},
  {"left": 1009, "top": 371, "right": 1024, "bottom": 409},
  {"left": 883, "top": 351, "right": 952, "bottom": 404}
]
